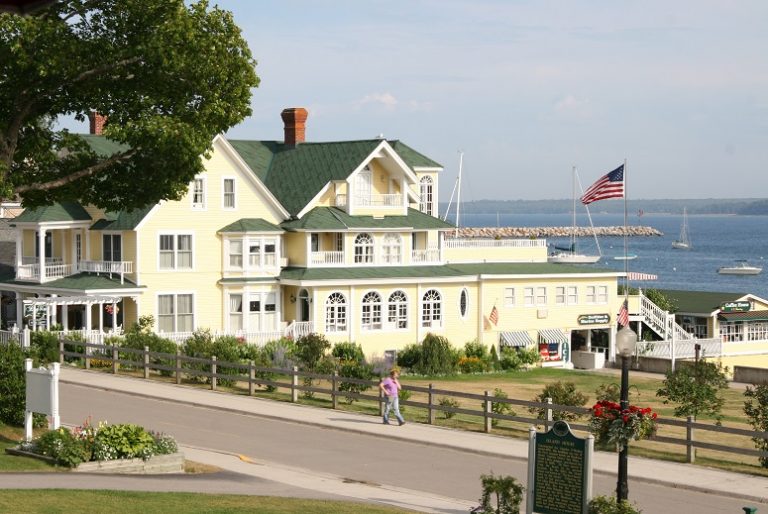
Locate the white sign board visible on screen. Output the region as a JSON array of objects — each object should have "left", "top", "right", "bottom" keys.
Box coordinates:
[{"left": 24, "top": 359, "right": 60, "bottom": 441}]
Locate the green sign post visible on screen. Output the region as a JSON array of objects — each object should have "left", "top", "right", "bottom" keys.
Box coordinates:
[{"left": 527, "top": 421, "right": 593, "bottom": 514}]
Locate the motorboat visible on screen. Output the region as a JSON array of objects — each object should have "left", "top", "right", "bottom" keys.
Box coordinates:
[{"left": 717, "top": 260, "right": 762, "bottom": 275}]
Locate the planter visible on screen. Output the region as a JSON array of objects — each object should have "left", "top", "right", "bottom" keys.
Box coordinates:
[{"left": 5, "top": 447, "right": 184, "bottom": 474}]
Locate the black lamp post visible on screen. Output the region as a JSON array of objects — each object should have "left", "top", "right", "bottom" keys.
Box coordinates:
[{"left": 615, "top": 325, "right": 638, "bottom": 502}]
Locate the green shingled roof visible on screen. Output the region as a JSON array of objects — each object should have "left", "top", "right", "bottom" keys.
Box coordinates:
[
  {"left": 14, "top": 202, "right": 92, "bottom": 223},
  {"left": 280, "top": 262, "right": 619, "bottom": 281},
  {"left": 219, "top": 218, "right": 283, "bottom": 233},
  {"left": 0, "top": 272, "right": 142, "bottom": 291},
  {"left": 658, "top": 289, "right": 747, "bottom": 314},
  {"left": 79, "top": 134, "right": 130, "bottom": 157},
  {"left": 389, "top": 140, "right": 442, "bottom": 168},
  {"left": 280, "top": 207, "right": 455, "bottom": 231},
  {"left": 90, "top": 205, "right": 154, "bottom": 231}
]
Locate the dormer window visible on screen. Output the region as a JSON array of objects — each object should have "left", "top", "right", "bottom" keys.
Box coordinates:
[{"left": 419, "top": 176, "right": 433, "bottom": 215}]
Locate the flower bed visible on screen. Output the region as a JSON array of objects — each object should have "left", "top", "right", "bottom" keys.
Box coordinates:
[
  {"left": 8, "top": 418, "right": 182, "bottom": 473},
  {"left": 589, "top": 400, "right": 658, "bottom": 450}
]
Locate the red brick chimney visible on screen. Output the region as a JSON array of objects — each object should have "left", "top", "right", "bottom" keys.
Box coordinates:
[
  {"left": 88, "top": 111, "right": 107, "bottom": 135},
  {"left": 280, "top": 107, "right": 308, "bottom": 146}
]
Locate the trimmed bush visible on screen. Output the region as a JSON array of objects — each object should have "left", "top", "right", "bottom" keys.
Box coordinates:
[
  {"left": 35, "top": 427, "right": 90, "bottom": 468},
  {"left": 417, "top": 333, "right": 457, "bottom": 375},
  {"left": 530, "top": 381, "right": 588, "bottom": 422},
  {"left": 332, "top": 342, "right": 365, "bottom": 363},
  {"left": 0, "top": 342, "right": 28, "bottom": 426},
  {"left": 439, "top": 397, "right": 460, "bottom": 419},
  {"left": 395, "top": 343, "right": 422, "bottom": 371}
]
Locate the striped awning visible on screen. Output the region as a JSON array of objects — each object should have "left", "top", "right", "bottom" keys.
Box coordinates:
[
  {"left": 539, "top": 328, "right": 569, "bottom": 344},
  {"left": 718, "top": 311, "right": 768, "bottom": 322},
  {"left": 500, "top": 331, "right": 534, "bottom": 347},
  {"left": 627, "top": 272, "right": 658, "bottom": 281}
]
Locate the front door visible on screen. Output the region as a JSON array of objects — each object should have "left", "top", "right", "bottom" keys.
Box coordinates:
[{"left": 299, "top": 289, "right": 310, "bottom": 322}]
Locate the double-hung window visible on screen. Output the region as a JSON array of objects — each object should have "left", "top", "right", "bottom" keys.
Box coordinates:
[
  {"left": 229, "top": 239, "right": 243, "bottom": 268},
  {"left": 191, "top": 177, "right": 206, "bottom": 209},
  {"left": 223, "top": 178, "right": 236, "bottom": 209},
  {"left": 103, "top": 234, "right": 122, "bottom": 262},
  {"left": 229, "top": 294, "right": 243, "bottom": 331},
  {"left": 158, "top": 293, "right": 193, "bottom": 332},
  {"left": 504, "top": 287, "right": 515, "bottom": 307},
  {"left": 159, "top": 234, "right": 193, "bottom": 270}
]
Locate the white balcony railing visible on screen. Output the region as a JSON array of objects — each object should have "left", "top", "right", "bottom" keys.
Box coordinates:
[
  {"left": 411, "top": 248, "right": 441, "bottom": 263},
  {"left": 16, "top": 263, "right": 74, "bottom": 281},
  {"left": 16, "top": 259, "right": 133, "bottom": 284},
  {"left": 311, "top": 251, "right": 344, "bottom": 265},
  {"left": 334, "top": 193, "right": 402, "bottom": 208},
  {"left": 444, "top": 238, "right": 547, "bottom": 249}
]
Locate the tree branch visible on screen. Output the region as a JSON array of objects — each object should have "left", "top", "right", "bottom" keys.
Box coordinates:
[
  {"left": 13, "top": 148, "right": 138, "bottom": 194},
  {"left": 71, "top": 56, "right": 143, "bottom": 85}
]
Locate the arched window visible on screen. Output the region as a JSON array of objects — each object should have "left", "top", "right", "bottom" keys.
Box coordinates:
[
  {"left": 325, "top": 292, "right": 347, "bottom": 332},
  {"left": 388, "top": 290, "right": 408, "bottom": 329},
  {"left": 419, "top": 176, "right": 434, "bottom": 215},
  {"left": 361, "top": 291, "right": 382, "bottom": 330},
  {"left": 354, "top": 233, "right": 374, "bottom": 263},
  {"left": 382, "top": 234, "right": 402, "bottom": 264},
  {"left": 421, "top": 289, "right": 442, "bottom": 328},
  {"left": 459, "top": 288, "right": 469, "bottom": 318}
]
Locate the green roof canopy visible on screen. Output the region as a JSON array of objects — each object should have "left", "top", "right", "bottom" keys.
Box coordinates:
[
  {"left": 658, "top": 289, "right": 747, "bottom": 314},
  {"left": 14, "top": 202, "right": 91, "bottom": 223},
  {"left": 219, "top": 218, "right": 283, "bottom": 233},
  {"left": 90, "top": 206, "right": 154, "bottom": 231},
  {"left": 280, "top": 207, "right": 454, "bottom": 231}
]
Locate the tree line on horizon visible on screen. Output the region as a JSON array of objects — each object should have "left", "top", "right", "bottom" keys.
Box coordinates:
[{"left": 441, "top": 198, "right": 768, "bottom": 216}]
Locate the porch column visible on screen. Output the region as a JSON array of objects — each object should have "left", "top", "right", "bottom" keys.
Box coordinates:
[
  {"left": 85, "top": 302, "right": 92, "bottom": 331},
  {"left": 586, "top": 330, "right": 592, "bottom": 352},
  {"left": 111, "top": 301, "right": 117, "bottom": 331},
  {"left": 31, "top": 301, "right": 37, "bottom": 331},
  {"left": 98, "top": 302, "right": 104, "bottom": 332},
  {"left": 38, "top": 229, "right": 47, "bottom": 282},
  {"left": 62, "top": 303, "right": 69, "bottom": 331},
  {"left": 15, "top": 293, "right": 22, "bottom": 328},
  {"left": 609, "top": 326, "right": 617, "bottom": 362},
  {"left": 50, "top": 294, "right": 57, "bottom": 328}
]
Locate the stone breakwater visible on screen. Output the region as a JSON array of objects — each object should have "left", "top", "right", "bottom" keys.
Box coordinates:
[{"left": 454, "top": 226, "right": 663, "bottom": 238}]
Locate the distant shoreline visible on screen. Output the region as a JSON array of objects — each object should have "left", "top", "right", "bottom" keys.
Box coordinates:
[{"left": 452, "top": 226, "right": 663, "bottom": 238}]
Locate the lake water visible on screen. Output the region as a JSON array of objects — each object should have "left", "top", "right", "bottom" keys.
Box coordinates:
[{"left": 455, "top": 212, "right": 768, "bottom": 299}]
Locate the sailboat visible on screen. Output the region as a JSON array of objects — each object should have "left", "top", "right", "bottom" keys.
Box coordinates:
[
  {"left": 672, "top": 208, "right": 692, "bottom": 250},
  {"left": 548, "top": 167, "right": 601, "bottom": 264}
]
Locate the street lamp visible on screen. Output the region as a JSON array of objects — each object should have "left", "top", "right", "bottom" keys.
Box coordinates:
[{"left": 615, "top": 325, "right": 638, "bottom": 502}]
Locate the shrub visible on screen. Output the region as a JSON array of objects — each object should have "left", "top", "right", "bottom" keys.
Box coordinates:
[
  {"left": 398, "top": 389, "right": 412, "bottom": 413},
  {"left": 93, "top": 423, "right": 156, "bottom": 461},
  {"left": 498, "top": 347, "right": 522, "bottom": 371},
  {"left": 518, "top": 346, "right": 542, "bottom": 366},
  {"left": 489, "top": 345, "right": 499, "bottom": 370},
  {"left": 34, "top": 427, "right": 90, "bottom": 468},
  {"left": 332, "top": 342, "right": 365, "bottom": 363},
  {"left": 151, "top": 431, "right": 179, "bottom": 455},
  {"left": 293, "top": 333, "right": 331, "bottom": 371},
  {"left": 530, "top": 381, "right": 588, "bottom": 422},
  {"left": 595, "top": 383, "right": 621, "bottom": 403},
  {"left": 395, "top": 343, "right": 422, "bottom": 371},
  {"left": 337, "top": 360, "right": 375, "bottom": 404},
  {"left": 743, "top": 383, "right": 768, "bottom": 468},
  {"left": 439, "top": 397, "right": 460, "bottom": 419},
  {"left": 30, "top": 330, "right": 59, "bottom": 364},
  {"left": 463, "top": 340, "right": 489, "bottom": 360},
  {"left": 458, "top": 356, "right": 488, "bottom": 374},
  {"left": 588, "top": 495, "right": 642, "bottom": 514},
  {"left": 417, "top": 333, "right": 457, "bottom": 375},
  {"left": 484, "top": 388, "right": 515, "bottom": 427},
  {"left": 0, "top": 342, "right": 44, "bottom": 427},
  {"left": 259, "top": 338, "right": 296, "bottom": 392},
  {"left": 121, "top": 317, "right": 177, "bottom": 376},
  {"left": 477, "top": 473, "right": 524, "bottom": 514}
]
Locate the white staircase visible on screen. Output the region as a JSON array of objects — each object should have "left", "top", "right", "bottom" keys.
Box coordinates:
[{"left": 639, "top": 294, "right": 693, "bottom": 341}]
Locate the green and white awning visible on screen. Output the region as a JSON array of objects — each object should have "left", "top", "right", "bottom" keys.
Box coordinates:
[
  {"left": 538, "top": 328, "right": 568, "bottom": 344},
  {"left": 500, "top": 331, "right": 534, "bottom": 347}
]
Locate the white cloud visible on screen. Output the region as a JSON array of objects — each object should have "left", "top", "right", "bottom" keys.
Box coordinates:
[{"left": 357, "top": 93, "right": 399, "bottom": 110}]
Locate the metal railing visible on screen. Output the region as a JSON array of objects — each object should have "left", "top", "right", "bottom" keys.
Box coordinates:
[{"left": 57, "top": 338, "right": 768, "bottom": 467}]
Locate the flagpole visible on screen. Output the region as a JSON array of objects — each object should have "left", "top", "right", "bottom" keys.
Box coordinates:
[{"left": 623, "top": 158, "right": 629, "bottom": 304}]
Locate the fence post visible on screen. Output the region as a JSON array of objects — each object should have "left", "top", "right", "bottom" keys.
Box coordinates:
[
  {"left": 84, "top": 338, "right": 91, "bottom": 370},
  {"left": 23, "top": 329, "right": 30, "bottom": 350},
  {"left": 484, "top": 390, "right": 492, "bottom": 433},
  {"left": 686, "top": 415, "right": 695, "bottom": 463},
  {"left": 176, "top": 348, "right": 182, "bottom": 385},
  {"left": 545, "top": 397, "right": 553, "bottom": 432},
  {"left": 211, "top": 355, "right": 217, "bottom": 391},
  {"left": 427, "top": 383, "right": 434, "bottom": 425},
  {"left": 248, "top": 360, "right": 255, "bottom": 396},
  {"left": 112, "top": 345, "right": 118, "bottom": 374},
  {"left": 332, "top": 371, "right": 338, "bottom": 409},
  {"left": 58, "top": 337, "right": 64, "bottom": 365},
  {"left": 378, "top": 378, "right": 384, "bottom": 417},
  {"left": 291, "top": 366, "right": 298, "bottom": 403},
  {"left": 143, "top": 346, "right": 149, "bottom": 379}
]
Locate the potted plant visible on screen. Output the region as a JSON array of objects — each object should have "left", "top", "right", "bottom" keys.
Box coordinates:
[{"left": 588, "top": 400, "right": 658, "bottom": 451}]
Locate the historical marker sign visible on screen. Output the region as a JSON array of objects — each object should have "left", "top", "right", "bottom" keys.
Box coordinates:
[
  {"left": 527, "top": 421, "right": 593, "bottom": 514},
  {"left": 577, "top": 314, "right": 610, "bottom": 325}
]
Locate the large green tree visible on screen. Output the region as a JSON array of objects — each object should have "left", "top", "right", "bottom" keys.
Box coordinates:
[{"left": 0, "top": 0, "right": 259, "bottom": 210}]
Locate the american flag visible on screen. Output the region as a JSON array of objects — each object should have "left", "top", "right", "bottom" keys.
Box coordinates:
[
  {"left": 489, "top": 305, "right": 499, "bottom": 325},
  {"left": 617, "top": 299, "right": 629, "bottom": 327},
  {"left": 580, "top": 164, "right": 625, "bottom": 205}
]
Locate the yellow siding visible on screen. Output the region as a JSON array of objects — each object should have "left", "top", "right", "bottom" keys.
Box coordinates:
[
  {"left": 22, "top": 230, "right": 34, "bottom": 259},
  {"left": 284, "top": 233, "right": 307, "bottom": 267},
  {"left": 133, "top": 138, "right": 286, "bottom": 330}
]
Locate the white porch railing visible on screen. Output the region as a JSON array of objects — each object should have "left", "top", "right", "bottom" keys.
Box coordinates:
[
  {"left": 640, "top": 294, "right": 693, "bottom": 341},
  {"left": 335, "top": 193, "right": 403, "bottom": 208},
  {"left": 636, "top": 338, "right": 722, "bottom": 366},
  {"left": 16, "top": 263, "right": 75, "bottom": 281},
  {"left": 444, "top": 238, "right": 547, "bottom": 248},
  {"left": 311, "top": 251, "right": 344, "bottom": 265},
  {"left": 15, "top": 259, "right": 134, "bottom": 284},
  {"left": 412, "top": 248, "right": 441, "bottom": 264},
  {"left": 286, "top": 321, "right": 314, "bottom": 339}
]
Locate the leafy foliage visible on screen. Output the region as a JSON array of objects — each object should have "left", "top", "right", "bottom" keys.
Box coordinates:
[
  {"left": 0, "top": 0, "right": 259, "bottom": 209},
  {"left": 588, "top": 495, "right": 642, "bottom": 514},
  {"left": 656, "top": 360, "right": 729, "bottom": 422},
  {"left": 463, "top": 340, "right": 489, "bottom": 360},
  {"left": 529, "top": 381, "right": 588, "bottom": 422},
  {"left": 332, "top": 342, "right": 365, "bottom": 363},
  {"left": 477, "top": 473, "right": 524, "bottom": 514},
  {"left": 29, "top": 331, "right": 59, "bottom": 364},
  {"left": 34, "top": 427, "right": 90, "bottom": 468},
  {"left": 293, "top": 333, "right": 331, "bottom": 371},
  {"left": 416, "top": 333, "right": 457, "bottom": 375},
  {"left": 484, "top": 388, "right": 515, "bottom": 427},
  {"left": 589, "top": 400, "right": 658, "bottom": 451},
  {"left": 395, "top": 343, "right": 422, "bottom": 370},
  {"left": 743, "top": 384, "right": 768, "bottom": 467},
  {"left": 438, "top": 397, "right": 460, "bottom": 419},
  {"left": 0, "top": 342, "right": 33, "bottom": 426},
  {"left": 93, "top": 423, "right": 156, "bottom": 461}
]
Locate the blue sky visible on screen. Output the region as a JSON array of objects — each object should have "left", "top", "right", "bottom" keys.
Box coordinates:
[{"left": 82, "top": 1, "right": 768, "bottom": 201}]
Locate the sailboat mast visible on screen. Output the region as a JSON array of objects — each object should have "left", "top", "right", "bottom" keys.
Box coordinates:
[
  {"left": 571, "top": 166, "right": 576, "bottom": 249},
  {"left": 455, "top": 151, "right": 463, "bottom": 238}
]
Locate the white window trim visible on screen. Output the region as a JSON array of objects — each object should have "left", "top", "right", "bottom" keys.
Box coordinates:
[
  {"left": 458, "top": 287, "right": 469, "bottom": 320},
  {"left": 524, "top": 287, "right": 535, "bottom": 307},
  {"left": 386, "top": 290, "right": 409, "bottom": 331},
  {"left": 361, "top": 289, "right": 384, "bottom": 331},
  {"left": 156, "top": 291, "right": 196, "bottom": 333},
  {"left": 325, "top": 290, "right": 349, "bottom": 333},
  {"left": 503, "top": 287, "right": 515, "bottom": 308},
  {"left": 420, "top": 287, "right": 444, "bottom": 329},
  {"left": 222, "top": 176, "right": 236, "bottom": 210},
  {"left": 191, "top": 176, "right": 207, "bottom": 210},
  {"left": 157, "top": 232, "right": 194, "bottom": 271}
]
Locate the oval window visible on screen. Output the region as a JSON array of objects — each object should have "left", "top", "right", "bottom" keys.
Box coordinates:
[{"left": 459, "top": 288, "right": 468, "bottom": 318}]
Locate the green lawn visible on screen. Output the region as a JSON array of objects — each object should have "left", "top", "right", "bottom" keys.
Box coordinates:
[{"left": 0, "top": 490, "right": 413, "bottom": 513}]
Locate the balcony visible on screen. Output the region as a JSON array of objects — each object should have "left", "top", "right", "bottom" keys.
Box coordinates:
[
  {"left": 411, "top": 248, "right": 441, "bottom": 264},
  {"left": 16, "top": 259, "right": 134, "bottom": 284},
  {"left": 334, "top": 193, "right": 403, "bottom": 208},
  {"left": 311, "top": 251, "right": 344, "bottom": 265}
]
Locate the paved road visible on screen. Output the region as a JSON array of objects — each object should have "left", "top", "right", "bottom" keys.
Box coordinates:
[{"left": 58, "top": 382, "right": 760, "bottom": 514}]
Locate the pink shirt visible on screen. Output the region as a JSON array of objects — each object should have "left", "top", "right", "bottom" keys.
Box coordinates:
[{"left": 382, "top": 377, "right": 399, "bottom": 397}]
